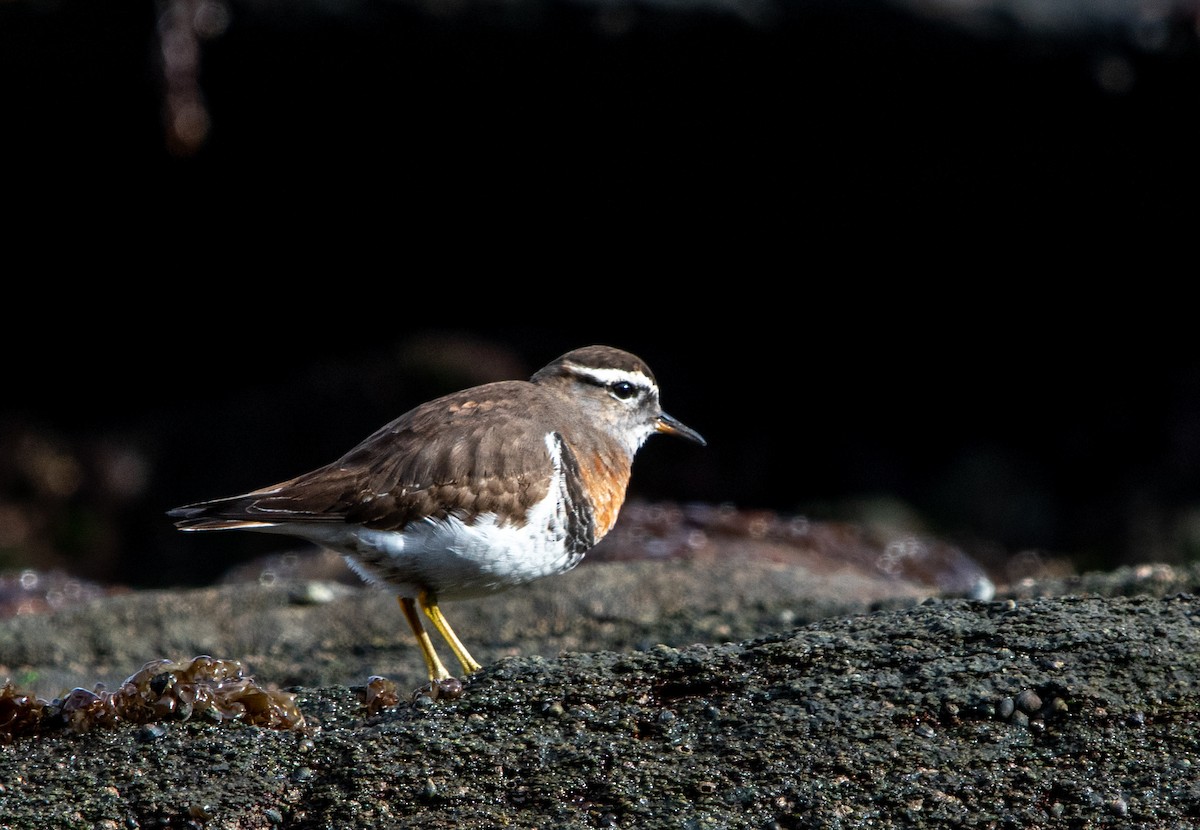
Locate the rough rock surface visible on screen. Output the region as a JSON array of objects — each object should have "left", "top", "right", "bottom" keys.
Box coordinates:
[{"left": 3, "top": 513, "right": 1200, "bottom": 829}]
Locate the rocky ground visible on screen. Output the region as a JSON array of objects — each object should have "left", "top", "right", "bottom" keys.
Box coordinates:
[{"left": 3, "top": 505, "right": 1200, "bottom": 829}]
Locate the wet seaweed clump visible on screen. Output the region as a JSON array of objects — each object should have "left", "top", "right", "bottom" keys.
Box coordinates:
[
  {"left": 360, "top": 675, "right": 400, "bottom": 715},
  {"left": 0, "top": 683, "right": 46, "bottom": 742},
  {"left": 0, "top": 655, "right": 304, "bottom": 743},
  {"left": 357, "top": 674, "right": 465, "bottom": 713}
]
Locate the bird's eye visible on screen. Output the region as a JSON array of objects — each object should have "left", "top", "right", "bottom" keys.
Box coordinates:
[{"left": 610, "top": 381, "right": 638, "bottom": 400}]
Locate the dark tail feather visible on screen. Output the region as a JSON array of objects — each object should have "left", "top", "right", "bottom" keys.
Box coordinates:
[{"left": 166, "top": 498, "right": 276, "bottom": 530}]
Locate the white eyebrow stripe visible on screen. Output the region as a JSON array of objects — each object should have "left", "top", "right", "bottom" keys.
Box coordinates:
[{"left": 565, "top": 364, "right": 656, "bottom": 390}]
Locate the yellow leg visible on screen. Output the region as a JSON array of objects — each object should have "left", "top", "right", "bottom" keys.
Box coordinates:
[
  {"left": 398, "top": 596, "right": 452, "bottom": 681},
  {"left": 419, "top": 589, "right": 483, "bottom": 675}
]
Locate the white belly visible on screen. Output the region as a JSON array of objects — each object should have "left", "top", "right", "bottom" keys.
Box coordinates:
[{"left": 335, "top": 511, "right": 586, "bottom": 599}]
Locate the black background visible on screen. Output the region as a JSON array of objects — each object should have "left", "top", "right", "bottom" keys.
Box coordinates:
[{"left": 2, "top": 0, "right": 1198, "bottom": 587}]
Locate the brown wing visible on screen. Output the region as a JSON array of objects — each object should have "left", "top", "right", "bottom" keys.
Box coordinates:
[{"left": 168, "top": 381, "right": 561, "bottom": 532}]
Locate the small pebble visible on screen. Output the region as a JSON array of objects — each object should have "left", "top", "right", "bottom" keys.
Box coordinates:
[
  {"left": 411, "top": 692, "right": 438, "bottom": 711},
  {"left": 188, "top": 804, "right": 214, "bottom": 821},
  {"left": 539, "top": 700, "right": 565, "bottom": 718},
  {"left": 1015, "top": 689, "right": 1043, "bottom": 714},
  {"left": 136, "top": 724, "right": 169, "bottom": 742},
  {"left": 289, "top": 581, "right": 339, "bottom": 605}
]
